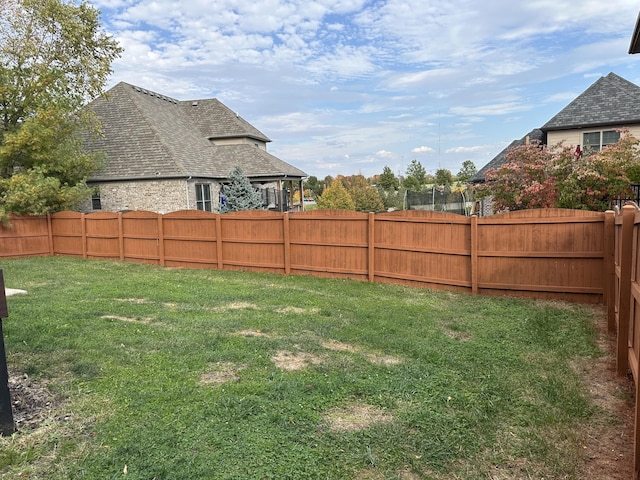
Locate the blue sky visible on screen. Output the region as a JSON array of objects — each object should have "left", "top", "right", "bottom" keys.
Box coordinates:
[{"left": 92, "top": 0, "right": 640, "bottom": 179}]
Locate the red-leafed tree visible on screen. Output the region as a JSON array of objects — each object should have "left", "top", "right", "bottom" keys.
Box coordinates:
[{"left": 476, "top": 130, "right": 640, "bottom": 212}]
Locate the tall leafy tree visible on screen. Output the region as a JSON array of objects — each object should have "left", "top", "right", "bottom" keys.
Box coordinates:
[
  {"left": 456, "top": 160, "right": 477, "bottom": 184},
  {"left": 220, "top": 166, "right": 263, "bottom": 213},
  {"left": 349, "top": 185, "right": 384, "bottom": 212},
  {"left": 316, "top": 180, "right": 355, "bottom": 210},
  {"left": 0, "top": 0, "right": 122, "bottom": 220}
]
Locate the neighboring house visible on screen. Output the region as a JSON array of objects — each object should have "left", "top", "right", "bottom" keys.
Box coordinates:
[
  {"left": 82, "top": 82, "right": 307, "bottom": 213},
  {"left": 471, "top": 72, "right": 640, "bottom": 215}
]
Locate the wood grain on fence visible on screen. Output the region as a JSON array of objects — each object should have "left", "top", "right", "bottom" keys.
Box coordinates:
[
  {"left": 0, "top": 216, "right": 50, "bottom": 258},
  {"left": 0, "top": 208, "right": 607, "bottom": 303}
]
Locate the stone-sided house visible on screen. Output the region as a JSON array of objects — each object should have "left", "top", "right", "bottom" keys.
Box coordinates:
[
  {"left": 81, "top": 82, "right": 307, "bottom": 214},
  {"left": 471, "top": 72, "right": 640, "bottom": 215}
]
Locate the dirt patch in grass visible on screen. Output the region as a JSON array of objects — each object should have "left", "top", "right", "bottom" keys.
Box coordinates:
[
  {"left": 7, "top": 374, "right": 59, "bottom": 432},
  {"left": 101, "top": 315, "right": 154, "bottom": 325},
  {"left": 574, "top": 314, "right": 634, "bottom": 480},
  {"left": 200, "top": 362, "right": 246, "bottom": 384},
  {"left": 233, "top": 329, "right": 271, "bottom": 337},
  {"left": 271, "top": 350, "right": 325, "bottom": 371},
  {"left": 210, "top": 302, "right": 258, "bottom": 312},
  {"left": 324, "top": 403, "right": 393, "bottom": 432},
  {"left": 321, "top": 340, "right": 403, "bottom": 366},
  {"left": 275, "top": 306, "right": 320, "bottom": 315}
]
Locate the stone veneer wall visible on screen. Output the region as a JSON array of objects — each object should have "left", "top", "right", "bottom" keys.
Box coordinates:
[{"left": 80, "top": 179, "right": 222, "bottom": 214}]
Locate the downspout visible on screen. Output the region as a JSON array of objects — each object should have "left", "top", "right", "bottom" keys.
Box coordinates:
[{"left": 185, "top": 176, "right": 192, "bottom": 209}]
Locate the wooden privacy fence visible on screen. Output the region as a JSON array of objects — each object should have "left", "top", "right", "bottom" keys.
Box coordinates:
[
  {"left": 0, "top": 208, "right": 608, "bottom": 303},
  {"left": 611, "top": 202, "right": 640, "bottom": 479}
]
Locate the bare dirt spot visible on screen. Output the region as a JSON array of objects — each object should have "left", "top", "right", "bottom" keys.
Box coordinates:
[
  {"left": 210, "top": 302, "right": 258, "bottom": 313},
  {"left": 324, "top": 403, "right": 393, "bottom": 432},
  {"left": 271, "top": 350, "right": 325, "bottom": 371},
  {"left": 8, "top": 374, "right": 59, "bottom": 432},
  {"left": 101, "top": 315, "right": 154, "bottom": 325},
  {"left": 200, "top": 362, "right": 246, "bottom": 384},
  {"left": 442, "top": 329, "right": 472, "bottom": 341},
  {"left": 354, "top": 469, "right": 420, "bottom": 480},
  {"left": 233, "top": 329, "right": 271, "bottom": 337},
  {"left": 275, "top": 306, "right": 320, "bottom": 315},
  {"left": 321, "top": 340, "right": 403, "bottom": 366}
]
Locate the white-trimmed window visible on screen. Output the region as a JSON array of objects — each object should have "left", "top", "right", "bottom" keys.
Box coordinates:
[
  {"left": 195, "top": 184, "right": 212, "bottom": 212},
  {"left": 583, "top": 130, "right": 620, "bottom": 152}
]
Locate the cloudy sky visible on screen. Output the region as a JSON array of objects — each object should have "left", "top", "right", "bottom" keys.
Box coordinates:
[{"left": 92, "top": 0, "right": 640, "bottom": 179}]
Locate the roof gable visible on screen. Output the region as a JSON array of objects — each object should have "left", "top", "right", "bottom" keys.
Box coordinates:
[
  {"left": 181, "top": 98, "right": 270, "bottom": 142},
  {"left": 541, "top": 72, "right": 640, "bottom": 131}
]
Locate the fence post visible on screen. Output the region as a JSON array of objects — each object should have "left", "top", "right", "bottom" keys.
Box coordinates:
[
  {"left": 81, "top": 213, "right": 87, "bottom": 259},
  {"left": 47, "top": 214, "right": 54, "bottom": 256},
  {"left": 158, "top": 214, "right": 165, "bottom": 266},
  {"left": 471, "top": 215, "right": 478, "bottom": 294},
  {"left": 617, "top": 204, "right": 635, "bottom": 376},
  {"left": 604, "top": 210, "right": 616, "bottom": 333},
  {"left": 118, "top": 213, "right": 124, "bottom": 261},
  {"left": 215, "top": 214, "right": 223, "bottom": 270},
  {"left": 283, "top": 213, "right": 291, "bottom": 275}
]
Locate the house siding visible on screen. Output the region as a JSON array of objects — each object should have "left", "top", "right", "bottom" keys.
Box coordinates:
[{"left": 546, "top": 125, "right": 640, "bottom": 149}]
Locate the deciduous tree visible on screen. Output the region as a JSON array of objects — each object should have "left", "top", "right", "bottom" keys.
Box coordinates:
[
  {"left": 456, "top": 160, "right": 477, "bottom": 184},
  {"left": 0, "top": 0, "right": 122, "bottom": 220},
  {"left": 316, "top": 180, "right": 355, "bottom": 210},
  {"left": 476, "top": 131, "right": 640, "bottom": 212}
]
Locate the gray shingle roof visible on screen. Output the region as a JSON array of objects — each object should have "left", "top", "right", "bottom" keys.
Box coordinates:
[
  {"left": 541, "top": 72, "right": 640, "bottom": 131},
  {"left": 84, "top": 82, "right": 306, "bottom": 181},
  {"left": 471, "top": 129, "right": 545, "bottom": 183}
]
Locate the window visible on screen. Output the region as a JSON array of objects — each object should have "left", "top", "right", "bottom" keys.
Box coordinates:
[
  {"left": 92, "top": 189, "right": 102, "bottom": 210},
  {"left": 195, "top": 184, "right": 212, "bottom": 212},
  {"left": 583, "top": 130, "right": 620, "bottom": 152}
]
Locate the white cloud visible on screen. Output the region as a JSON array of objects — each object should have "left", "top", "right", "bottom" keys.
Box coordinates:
[
  {"left": 376, "top": 150, "right": 393, "bottom": 158},
  {"left": 445, "top": 145, "right": 487, "bottom": 154},
  {"left": 412, "top": 146, "right": 435, "bottom": 153}
]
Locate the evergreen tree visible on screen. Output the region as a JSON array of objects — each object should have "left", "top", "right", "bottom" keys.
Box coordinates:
[
  {"left": 406, "top": 160, "right": 427, "bottom": 187},
  {"left": 220, "top": 166, "right": 263, "bottom": 213},
  {"left": 378, "top": 166, "right": 399, "bottom": 191}
]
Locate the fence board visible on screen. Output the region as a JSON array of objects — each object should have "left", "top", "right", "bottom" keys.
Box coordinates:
[
  {"left": 0, "top": 217, "right": 50, "bottom": 258},
  {"left": 85, "top": 212, "right": 121, "bottom": 260},
  {"left": 289, "top": 209, "right": 369, "bottom": 280},
  {"left": 476, "top": 209, "right": 605, "bottom": 302},
  {"left": 50, "top": 212, "right": 84, "bottom": 257}
]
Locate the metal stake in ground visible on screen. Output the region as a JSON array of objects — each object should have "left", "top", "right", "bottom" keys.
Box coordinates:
[{"left": 0, "top": 269, "right": 14, "bottom": 436}]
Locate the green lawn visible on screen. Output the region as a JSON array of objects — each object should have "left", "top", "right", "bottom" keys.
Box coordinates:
[{"left": 0, "top": 256, "right": 613, "bottom": 479}]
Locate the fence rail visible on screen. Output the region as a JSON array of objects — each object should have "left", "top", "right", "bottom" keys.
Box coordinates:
[{"left": 0, "top": 208, "right": 607, "bottom": 303}]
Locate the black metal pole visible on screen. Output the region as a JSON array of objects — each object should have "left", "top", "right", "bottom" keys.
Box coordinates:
[{"left": 0, "top": 270, "right": 14, "bottom": 436}]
